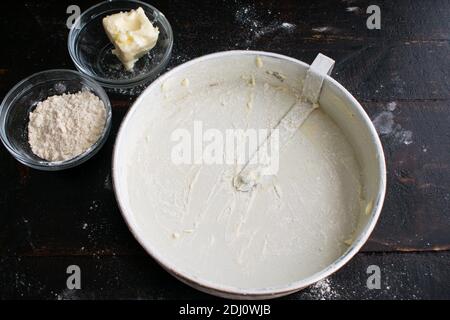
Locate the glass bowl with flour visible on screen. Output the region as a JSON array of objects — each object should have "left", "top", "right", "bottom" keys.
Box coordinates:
[
  {"left": 0, "top": 69, "right": 112, "bottom": 170},
  {"left": 113, "top": 51, "right": 386, "bottom": 298}
]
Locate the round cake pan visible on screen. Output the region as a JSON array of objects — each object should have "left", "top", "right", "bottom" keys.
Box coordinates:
[{"left": 112, "top": 50, "right": 386, "bottom": 299}]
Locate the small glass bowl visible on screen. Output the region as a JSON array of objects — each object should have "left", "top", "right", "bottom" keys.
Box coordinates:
[
  {"left": 0, "top": 69, "right": 112, "bottom": 171},
  {"left": 68, "top": 0, "right": 173, "bottom": 89}
]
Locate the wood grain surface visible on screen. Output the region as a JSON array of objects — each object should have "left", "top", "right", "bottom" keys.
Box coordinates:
[{"left": 0, "top": 0, "right": 448, "bottom": 299}]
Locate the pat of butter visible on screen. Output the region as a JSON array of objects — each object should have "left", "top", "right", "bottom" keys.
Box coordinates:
[{"left": 102, "top": 7, "right": 159, "bottom": 71}]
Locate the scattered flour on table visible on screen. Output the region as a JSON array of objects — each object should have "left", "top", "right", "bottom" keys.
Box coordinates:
[
  {"left": 312, "top": 26, "right": 331, "bottom": 32},
  {"left": 234, "top": 5, "right": 296, "bottom": 45},
  {"left": 386, "top": 101, "right": 397, "bottom": 112},
  {"left": 311, "top": 26, "right": 342, "bottom": 34},
  {"left": 28, "top": 91, "right": 106, "bottom": 162},
  {"left": 307, "top": 278, "right": 339, "bottom": 300},
  {"left": 346, "top": 6, "right": 360, "bottom": 12},
  {"left": 104, "top": 173, "right": 112, "bottom": 190},
  {"left": 281, "top": 22, "right": 295, "bottom": 30},
  {"left": 372, "top": 111, "right": 395, "bottom": 135},
  {"left": 372, "top": 102, "right": 413, "bottom": 145}
]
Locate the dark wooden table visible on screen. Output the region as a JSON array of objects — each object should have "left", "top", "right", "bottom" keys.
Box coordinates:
[{"left": 0, "top": 0, "right": 449, "bottom": 300}]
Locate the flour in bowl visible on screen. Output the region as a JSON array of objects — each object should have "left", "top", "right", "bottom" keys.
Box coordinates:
[{"left": 28, "top": 91, "right": 106, "bottom": 161}]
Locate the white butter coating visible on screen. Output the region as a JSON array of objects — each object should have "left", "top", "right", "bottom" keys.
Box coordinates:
[{"left": 122, "top": 56, "right": 363, "bottom": 289}]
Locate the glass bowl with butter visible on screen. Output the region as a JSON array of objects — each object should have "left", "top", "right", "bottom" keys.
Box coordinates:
[{"left": 68, "top": 0, "right": 173, "bottom": 89}]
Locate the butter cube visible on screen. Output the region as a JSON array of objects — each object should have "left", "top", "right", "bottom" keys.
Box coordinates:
[{"left": 102, "top": 7, "right": 159, "bottom": 71}]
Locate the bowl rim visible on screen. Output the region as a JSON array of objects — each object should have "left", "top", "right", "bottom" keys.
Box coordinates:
[
  {"left": 112, "top": 50, "right": 387, "bottom": 298},
  {"left": 67, "top": 0, "right": 174, "bottom": 89},
  {"left": 0, "top": 68, "right": 112, "bottom": 171}
]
